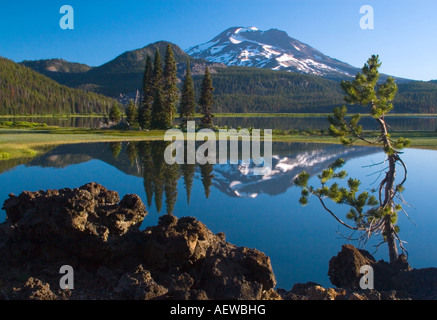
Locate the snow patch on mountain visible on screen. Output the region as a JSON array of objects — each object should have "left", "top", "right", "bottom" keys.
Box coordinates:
[{"left": 187, "top": 26, "right": 358, "bottom": 78}]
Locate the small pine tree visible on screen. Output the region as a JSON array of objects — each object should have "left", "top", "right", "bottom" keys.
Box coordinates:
[
  {"left": 179, "top": 61, "right": 196, "bottom": 131},
  {"left": 109, "top": 103, "right": 122, "bottom": 123},
  {"left": 163, "top": 45, "right": 179, "bottom": 127},
  {"left": 199, "top": 67, "right": 215, "bottom": 129},
  {"left": 295, "top": 55, "right": 411, "bottom": 264},
  {"left": 126, "top": 100, "right": 138, "bottom": 127}
]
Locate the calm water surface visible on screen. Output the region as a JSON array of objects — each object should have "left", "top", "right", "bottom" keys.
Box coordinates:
[{"left": 0, "top": 141, "right": 436, "bottom": 289}]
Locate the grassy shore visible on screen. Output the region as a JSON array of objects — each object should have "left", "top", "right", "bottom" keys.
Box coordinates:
[
  {"left": 1, "top": 126, "right": 436, "bottom": 161},
  {"left": 0, "top": 128, "right": 164, "bottom": 160}
]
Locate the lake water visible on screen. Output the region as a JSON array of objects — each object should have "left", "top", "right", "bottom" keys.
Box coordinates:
[
  {"left": 0, "top": 141, "right": 436, "bottom": 289},
  {"left": 2, "top": 116, "right": 437, "bottom": 131}
]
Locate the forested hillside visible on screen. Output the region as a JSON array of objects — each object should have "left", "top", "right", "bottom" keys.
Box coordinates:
[
  {"left": 193, "top": 67, "right": 345, "bottom": 113},
  {"left": 0, "top": 58, "right": 116, "bottom": 115},
  {"left": 395, "top": 81, "right": 437, "bottom": 113},
  {"left": 10, "top": 51, "right": 437, "bottom": 115},
  {"left": 193, "top": 67, "right": 437, "bottom": 113}
]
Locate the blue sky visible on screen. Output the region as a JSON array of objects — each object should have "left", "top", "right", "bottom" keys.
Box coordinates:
[{"left": 1, "top": 0, "right": 436, "bottom": 80}]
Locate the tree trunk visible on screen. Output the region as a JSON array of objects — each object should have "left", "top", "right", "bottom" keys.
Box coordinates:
[
  {"left": 384, "top": 214, "right": 398, "bottom": 264},
  {"left": 384, "top": 155, "right": 399, "bottom": 264},
  {"left": 377, "top": 116, "right": 399, "bottom": 264}
]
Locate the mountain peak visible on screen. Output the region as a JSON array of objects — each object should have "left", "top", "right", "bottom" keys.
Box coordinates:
[
  {"left": 187, "top": 26, "right": 358, "bottom": 79},
  {"left": 234, "top": 26, "right": 259, "bottom": 33}
]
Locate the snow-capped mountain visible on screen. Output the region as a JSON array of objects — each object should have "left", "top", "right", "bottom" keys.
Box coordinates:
[{"left": 187, "top": 27, "right": 359, "bottom": 79}]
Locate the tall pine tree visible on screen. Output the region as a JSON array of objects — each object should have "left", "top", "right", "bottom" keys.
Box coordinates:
[
  {"left": 150, "top": 49, "right": 165, "bottom": 129},
  {"left": 139, "top": 55, "right": 153, "bottom": 129},
  {"left": 163, "top": 45, "right": 179, "bottom": 128},
  {"left": 179, "top": 60, "right": 196, "bottom": 131},
  {"left": 199, "top": 67, "right": 215, "bottom": 129},
  {"left": 151, "top": 90, "right": 165, "bottom": 129},
  {"left": 152, "top": 49, "right": 163, "bottom": 94}
]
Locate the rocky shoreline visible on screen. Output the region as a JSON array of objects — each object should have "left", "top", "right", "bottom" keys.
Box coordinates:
[{"left": 0, "top": 183, "right": 436, "bottom": 300}]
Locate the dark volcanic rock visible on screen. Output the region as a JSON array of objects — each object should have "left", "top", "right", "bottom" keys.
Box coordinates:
[
  {"left": 0, "top": 183, "right": 276, "bottom": 300},
  {"left": 2, "top": 182, "right": 146, "bottom": 263},
  {"left": 328, "top": 245, "right": 376, "bottom": 290},
  {"left": 141, "top": 215, "right": 276, "bottom": 300},
  {"left": 328, "top": 244, "right": 437, "bottom": 299},
  {"left": 391, "top": 268, "right": 437, "bottom": 300},
  {"left": 114, "top": 265, "right": 168, "bottom": 300}
]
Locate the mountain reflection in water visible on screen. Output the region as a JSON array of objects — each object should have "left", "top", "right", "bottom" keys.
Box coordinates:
[{"left": 21, "top": 141, "right": 379, "bottom": 214}]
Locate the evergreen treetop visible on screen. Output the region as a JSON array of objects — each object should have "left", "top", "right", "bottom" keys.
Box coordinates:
[
  {"left": 152, "top": 49, "right": 163, "bottom": 94},
  {"left": 126, "top": 99, "right": 138, "bottom": 127},
  {"left": 199, "top": 67, "right": 215, "bottom": 129},
  {"left": 179, "top": 60, "right": 196, "bottom": 129},
  {"left": 109, "top": 103, "right": 122, "bottom": 123},
  {"left": 163, "top": 45, "right": 179, "bottom": 125}
]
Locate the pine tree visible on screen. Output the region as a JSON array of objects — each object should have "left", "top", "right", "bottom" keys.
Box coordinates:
[
  {"left": 126, "top": 99, "right": 138, "bottom": 127},
  {"left": 143, "top": 55, "right": 154, "bottom": 104},
  {"left": 109, "top": 103, "right": 122, "bottom": 123},
  {"left": 139, "top": 56, "right": 153, "bottom": 129},
  {"left": 163, "top": 45, "right": 179, "bottom": 127},
  {"left": 295, "top": 55, "right": 411, "bottom": 264},
  {"left": 199, "top": 67, "right": 215, "bottom": 129},
  {"left": 151, "top": 90, "right": 165, "bottom": 129},
  {"left": 152, "top": 49, "right": 163, "bottom": 94},
  {"left": 150, "top": 49, "right": 172, "bottom": 129},
  {"left": 179, "top": 61, "right": 196, "bottom": 131}
]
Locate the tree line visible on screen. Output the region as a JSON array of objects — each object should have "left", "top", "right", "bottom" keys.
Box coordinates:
[
  {"left": 108, "top": 45, "right": 215, "bottom": 130},
  {"left": 0, "top": 58, "right": 115, "bottom": 116},
  {"left": 194, "top": 67, "right": 437, "bottom": 114}
]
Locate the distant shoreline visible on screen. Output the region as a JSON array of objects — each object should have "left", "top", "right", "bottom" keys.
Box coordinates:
[{"left": 1, "top": 113, "right": 437, "bottom": 119}]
